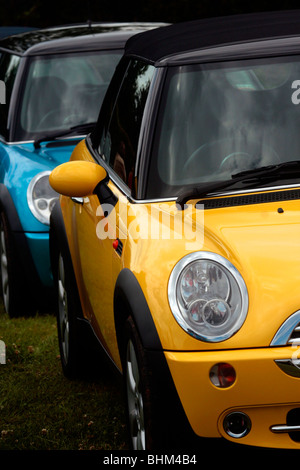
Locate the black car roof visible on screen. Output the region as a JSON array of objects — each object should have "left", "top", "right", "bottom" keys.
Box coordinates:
[
  {"left": 0, "top": 22, "right": 166, "bottom": 56},
  {"left": 125, "top": 10, "right": 300, "bottom": 64}
]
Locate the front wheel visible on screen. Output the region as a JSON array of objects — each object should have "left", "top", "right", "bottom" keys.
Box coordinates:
[
  {"left": 56, "top": 251, "right": 84, "bottom": 378},
  {"left": 122, "top": 316, "right": 198, "bottom": 450},
  {"left": 125, "top": 335, "right": 146, "bottom": 449},
  {"left": 55, "top": 249, "right": 102, "bottom": 379},
  {"left": 0, "top": 211, "right": 35, "bottom": 317}
]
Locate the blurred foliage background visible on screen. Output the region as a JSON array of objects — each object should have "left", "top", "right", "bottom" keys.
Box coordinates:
[{"left": 1, "top": 0, "right": 300, "bottom": 27}]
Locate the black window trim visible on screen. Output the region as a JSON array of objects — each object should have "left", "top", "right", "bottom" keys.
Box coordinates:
[
  {"left": 86, "top": 133, "right": 176, "bottom": 204},
  {"left": 0, "top": 52, "right": 25, "bottom": 142},
  {"left": 8, "top": 55, "right": 29, "bottom": 142},
  {"left": 136, "top": 65, "right": 166, "bottom": 200},
  {"left": 90, "top": 56, "right": 130, "bottom": 157},
  {"left": 90, "top": 56, "right": 161, "bottom": 201}
]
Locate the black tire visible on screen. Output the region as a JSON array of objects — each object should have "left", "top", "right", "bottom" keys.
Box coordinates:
[
  {"left": 54, "top": 249, "right": 101, "bottom": 380},
  {"left": 122, "top": 316, "right": 148, "bottom": 449},
  {"left": 121, "top": 316, "right": 198, "bottom": 451},
  {"left": 0, "top": 211, "right": 36, "bottom": 317},
  {"left": 55, "top": 251, "right": 86, "bottom": 378}
]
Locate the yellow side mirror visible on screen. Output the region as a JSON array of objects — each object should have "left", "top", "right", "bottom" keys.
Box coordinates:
[{"left": 49, "top": 161, "right": 107, "bottom": 197}]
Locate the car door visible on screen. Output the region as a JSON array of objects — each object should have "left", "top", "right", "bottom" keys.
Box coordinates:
[{"left": 72, "top": 59, "right": 156, "bottom": 364}]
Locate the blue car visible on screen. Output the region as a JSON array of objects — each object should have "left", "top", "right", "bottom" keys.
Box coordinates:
[{"left": 0, "top": 22, "right": 161, "bottom": 317}]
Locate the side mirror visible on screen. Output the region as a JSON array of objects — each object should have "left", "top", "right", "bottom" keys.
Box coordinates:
[{"left": 49, "top": 161, "right": 107, "bottom": 197}]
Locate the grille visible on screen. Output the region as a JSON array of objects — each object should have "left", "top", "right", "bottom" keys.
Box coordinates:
[
  {"left": 270, "top": 311, "right": 300, "bottom": 346},
  {"left": 198, "top": 189, "right": 300, "bottom": 209},
  {"left": 287, "top": 322, "right": 300, "bottom": 346}
]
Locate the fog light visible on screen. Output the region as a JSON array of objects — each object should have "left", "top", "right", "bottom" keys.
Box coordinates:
[
  {"left": 209, "top": 362, "right": 236, "bottom": 388},
  {"left": 223, "top": 412, "right": 251, "bottom": 438}
]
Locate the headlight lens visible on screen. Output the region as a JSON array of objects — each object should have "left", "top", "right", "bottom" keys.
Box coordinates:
[
  {"left": 27, "top": 171, "right": 59, "bottom": 225},
  {"left": 168, "top": 252, "right": 248, "bottom": 342}
]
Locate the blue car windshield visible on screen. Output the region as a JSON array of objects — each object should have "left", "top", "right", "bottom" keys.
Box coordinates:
[
  {"left": 16, "top": 50, "right": 122, "bottom": 141},
  {"left": 147, "top": 56, "right": 300, "bottom": 198}
]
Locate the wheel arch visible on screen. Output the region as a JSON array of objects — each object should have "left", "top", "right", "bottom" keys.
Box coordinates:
[
  {"left": 114, "top": 268, "right": 198, "bottom": 449},
  {"left": 0, "top": 184, "right": 23, "bottom": 231},
  {"left": 0, "top": 184, "right": 50, "bottom": 313},
  {"left": 49, "top": 201, "right": 78, "bottom": 302},
  {"left": 50, "top": 201, "right": 71, "bottom": 271},
  {"left": 114, "top": 268, "right": 162, "bottom": 354}
]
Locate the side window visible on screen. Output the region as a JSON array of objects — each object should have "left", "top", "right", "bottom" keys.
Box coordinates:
[
  {"left": 0, "top": 52, "right": 20, "bottom": 139},
  {"left": 99, "top": 60, "right": 155, "bottom": 190}
]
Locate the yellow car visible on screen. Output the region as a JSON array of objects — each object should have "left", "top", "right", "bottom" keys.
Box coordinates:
[{"left": 49, "top": 12, "right": 300, "bottom": 450}]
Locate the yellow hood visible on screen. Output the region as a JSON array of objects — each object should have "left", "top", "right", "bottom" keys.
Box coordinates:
[
  {"left": 193, "top": 194, "right": 300, "bottom": 348},
  {"left": 132, "top": 193, "right": 300, "bottom": 351}
]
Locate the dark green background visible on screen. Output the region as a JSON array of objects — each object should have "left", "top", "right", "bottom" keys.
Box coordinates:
[{"left": 0, "top": 0, "right": 299, "bottom": 27}]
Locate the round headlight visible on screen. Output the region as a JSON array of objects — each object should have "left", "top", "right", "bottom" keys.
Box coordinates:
[
  {"left": 168, "top": 252, "right": 248, "bottom": 342},
  {"left": 27, "top": 171, "right": 59, "bottom": 225}
]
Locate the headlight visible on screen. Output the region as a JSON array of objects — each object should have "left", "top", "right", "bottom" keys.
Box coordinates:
[
  {"left": 168, "top": 252, "right": 248, "bottom": 342},
  {"left": 27, "top": 171, "right": 59, "bottom": 225}
]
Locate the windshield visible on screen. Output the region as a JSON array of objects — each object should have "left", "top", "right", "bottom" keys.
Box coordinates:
[
  {"left": 16, "top": 50, "right": 122, "bottom": 141},
  {"left": 148, "top": 57, "right": 300, "bottom": 198}
]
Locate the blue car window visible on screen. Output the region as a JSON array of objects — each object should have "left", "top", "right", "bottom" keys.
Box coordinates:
[{"left": 17, "top": 51, "right": 122, "bottom": 140}]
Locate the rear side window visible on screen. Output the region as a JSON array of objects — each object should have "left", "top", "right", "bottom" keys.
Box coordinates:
[
  {"left": 0, "top": 52, "right": 20, "bottom": 140},
  {"left": 99, "top": 59, "right": 155, "bottom": 191}
]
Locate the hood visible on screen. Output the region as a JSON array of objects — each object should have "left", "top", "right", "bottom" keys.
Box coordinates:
[
  {"left": 0, "top": 140, "right": 80, "bottom": 233},
  {"left": 13, "top": 140, "right": 80, "bottom": 170},
  {"left": 190, "top": 191, "right": 300, "bottom": 348}
]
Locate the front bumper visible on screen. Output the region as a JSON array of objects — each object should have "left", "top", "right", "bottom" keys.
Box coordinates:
[{"left": 165, "top": 346, "right": 300, "bottom": 449}]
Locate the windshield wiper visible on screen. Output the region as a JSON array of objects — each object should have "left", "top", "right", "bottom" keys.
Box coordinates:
[
  {"left": 34, "top": 122, "right": 96, "bottom": 149},
  {"left": 176, "top": 160, "right": 300, "bottom": 209}
]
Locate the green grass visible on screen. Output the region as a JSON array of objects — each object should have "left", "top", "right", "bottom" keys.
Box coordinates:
[{"left": 0, "top": 306, "right": 128, "bottom": 450}]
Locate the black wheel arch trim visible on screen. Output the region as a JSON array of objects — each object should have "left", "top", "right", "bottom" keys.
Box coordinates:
[
  {"left": 49, "top": 200, "right": 73, "bottom": 271},
  {"left": 50, "top": 199, "right": 73, "bottom": 267},
  {"left": 0, "top": 184, "right": 23, "bottom": 232},
  {"left": 114, "top": 268, "right": 162, "bottom": 351},
  {"left": 49, "top": 200, "right": 84, "bottom": 318},
  {"left": 118, "top": 287, "right": 198, "bottom": 448}
]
